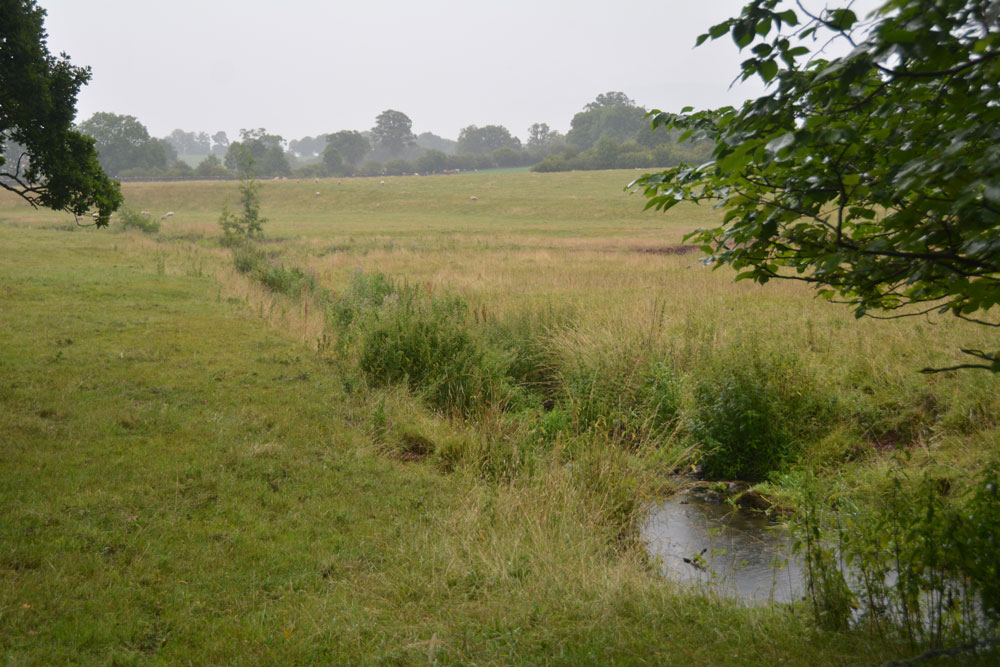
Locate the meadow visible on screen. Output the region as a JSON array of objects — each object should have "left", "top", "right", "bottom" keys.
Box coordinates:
[{"left": 1, "top": 170, "right": 997, "bottom": 663}]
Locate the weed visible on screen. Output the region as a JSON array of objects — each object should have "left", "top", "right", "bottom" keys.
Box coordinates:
[
  {"left": 118, "top": 206, "right": 161, "bottom": 233},
  {"left": 687, "top": 343, "right": 821, "bottom": 482}
]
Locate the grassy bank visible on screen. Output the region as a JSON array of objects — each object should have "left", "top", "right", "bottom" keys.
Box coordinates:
[{"left": 1, "top": 170, "right": 997, "bottom": 662}]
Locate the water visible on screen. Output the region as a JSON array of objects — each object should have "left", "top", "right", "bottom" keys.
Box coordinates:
[{"left": 642, "top": 491, "right": 806, "bottom": 604}]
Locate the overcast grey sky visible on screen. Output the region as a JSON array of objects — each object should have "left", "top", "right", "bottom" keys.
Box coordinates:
[{"left": 39, "top": 1, "right": 776, "bottom": 143}]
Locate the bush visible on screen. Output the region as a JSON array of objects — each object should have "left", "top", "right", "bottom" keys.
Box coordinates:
[
  {"left": 257, "top": 263, "right": 316, "bottom": 296},
  {"left": 383, "top": 159, "right": 411, "bottom": 176},
  {"left": 231, "top": 244, "right": 266, "bottom": 274},
  {"left": 559, "top": 354, "right": 681, "bottom": 447},
  {"left": 118, "top": 206, "right": 160, "bottom": 233},
  {"left": 686, "top": 345, "right": 816, "bottom": 481},
  {"left": 794, "top": 468, "right": 1000, "bottom": 645},
  {"left": 358, "top": 289, "right": 513, "bottom": 415},
  {"left": 358, "top": 161, "right": 383, "bottom": 177}
]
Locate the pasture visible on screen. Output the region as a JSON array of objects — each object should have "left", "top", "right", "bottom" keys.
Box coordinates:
[{"left": 1, "top": 170, "right": 997, "bottom": 663}]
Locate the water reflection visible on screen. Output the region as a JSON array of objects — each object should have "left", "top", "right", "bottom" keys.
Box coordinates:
[{"left": 643, "top": 492, "right": 806, "bottom": 604}]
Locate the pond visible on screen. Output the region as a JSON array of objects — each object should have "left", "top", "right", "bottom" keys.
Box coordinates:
[{"left": 642, "top": 490, "right": 806, "bottom": 604}]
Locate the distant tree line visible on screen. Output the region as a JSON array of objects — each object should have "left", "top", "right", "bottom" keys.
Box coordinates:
[{"left": 76, "top": 91, "right": 711, "bottom": 181}]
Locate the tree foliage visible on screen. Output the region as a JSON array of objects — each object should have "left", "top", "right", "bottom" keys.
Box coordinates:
[
  {"left": 456, "top": 124, "right": 521, "bottom": 155},
  {"left": 77, "top": 112, "right": 169, "bottom": 177},
  {"left": 567, "top": 92, "right": 670, "bottom": 151},
  {"left": 0, "top": 0, "right": 121, "bottom": 225},
  {"left": 632, "top": 0, "right": 1000, "bottom": 371},
  {"left": 218, "top": 159, "right": 266, "bottom": 246},
  {"left": 326, "top": 130, "right": 370, "bottom": 166},
  {"left": 224, "top": 128, "right": 289, "bottom": 179},
  {"left": 584, "top": 91, "right": 636, "bottom": 110},
  {"left": 371, "top": 110, "right": 416, "bottom": 157},
  {"left": 165, "top": 129, "right": 210, "bottom": 155}
]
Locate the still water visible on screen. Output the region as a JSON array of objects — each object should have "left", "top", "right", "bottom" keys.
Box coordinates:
[{"left": 643, "top": 492, "right": 807, "bottom": 604}]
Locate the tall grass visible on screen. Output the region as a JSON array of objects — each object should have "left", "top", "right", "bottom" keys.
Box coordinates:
[{"left": 2, "top": 171, "right": 998, "bottom": 662}]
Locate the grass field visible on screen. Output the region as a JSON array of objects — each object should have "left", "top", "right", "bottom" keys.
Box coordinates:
[{"left": 2, "top": 170, "right": 997, "bottom": 663}]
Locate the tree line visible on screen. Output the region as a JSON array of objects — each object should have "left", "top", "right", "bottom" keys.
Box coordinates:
[{"left": 67, "top": 93, "right": 712, "bottom": 181}]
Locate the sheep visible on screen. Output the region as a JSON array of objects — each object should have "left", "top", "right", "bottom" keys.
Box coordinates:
[
  {"left": 315, "top": 191, "right": 321, "bottom": 197},
  {"left": 164, "top": 211, "right": 174, "bottom": 217},
  {"left": 469, "top": 196, "right": 478, "bottom": 202},
  {"left": 140, "top": 210, "right": 151, "bottom": 216},
  {"left": 380, "top": 180, "right": 385, "bottom": 185}
]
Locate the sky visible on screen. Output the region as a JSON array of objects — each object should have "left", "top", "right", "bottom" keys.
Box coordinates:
[{"left": 38, "top": 1, "right": 783, "bottom": 144}]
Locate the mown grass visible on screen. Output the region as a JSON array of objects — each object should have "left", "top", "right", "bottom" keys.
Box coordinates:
[{"left": 2, "top": 170, "right": 998, "bottom": 663}]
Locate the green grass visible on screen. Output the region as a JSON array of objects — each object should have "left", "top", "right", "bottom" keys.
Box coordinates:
[{"left": 1, "top": 170, "right": 997, "bottom": 663}]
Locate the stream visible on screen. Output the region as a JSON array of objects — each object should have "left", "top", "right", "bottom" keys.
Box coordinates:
[{"left": 642, "top": 490, "right": 806, "bottom": 604}]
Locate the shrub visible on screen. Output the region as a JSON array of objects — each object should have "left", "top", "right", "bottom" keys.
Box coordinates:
[
  {"left": 358, "top": 290, "right": 513, "bottom": 415},
  {"left": 358, "top": 161, "right": 383, "bottom": 177},
  {"left": 231, "top": 244, "right": 266, "bottom": 275},
  {"left": 686, "top": 345, "right": 816, "bottom": 481},
  {"left": 794, "top": 468, "right": 1000, "bottom": 646},
  {"left": 219, "top": 171, "right": 266, "bottom": 247},
  {"left": 329, "top": 270, "right": 398, "bottom": 330},
  {"left": 118, "top": 206, "right": 160, "bottom": 233},
  {"left": 560, "top": 355, "right": 682, "bottom": 447},
  {"left": 383, "top": 159, "right": 411, "bottom": 176},
  {"left": 257, "top": 263, "right": 316, "bottom": 296}
]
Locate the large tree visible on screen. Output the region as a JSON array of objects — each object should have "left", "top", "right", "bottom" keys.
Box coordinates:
[
  {"left": 633, "top": 0, "right": 1000, "bottom": 372},
  {"left": 456, "top": 125, "right": 521, "bottom": 155},
  {"left": 77, "top": 112, "right": 168, "bottom": 177},
  {"left": 567, "top": 93, "right": 653, "bottom": 151},
  {"left": 371, "top": 110, "right": 416, "bottom": 157},
  {"left": 224, "top": 128, "right": 289, "bottom": 179},
  {"left": 326, "top": 130, "right": 370, "bottom": 166},
  {"left": 0, "top": 0, "right": 121, "bottom": 225}
]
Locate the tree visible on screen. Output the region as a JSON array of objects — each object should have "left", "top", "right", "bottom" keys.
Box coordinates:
[
  {"left": 492, "top": 146, "right": 522, "bottom": 168},
  {"left": 194, "top": 154, "right": 230, "bottom": 179},
  {"left": 218, "top": 158, "right": 266, "bottom": 246},
  {"left": 416, "top": 132, "right": 456, "bottom": 155},
  {"left": 566, "top": 94, "right": 652, "bottom": 151},
  {"left": 224, "top": 128, "right": 289, "bottom": 179},
  {"left": 326, "top": 130, "right": 370, "bottom": 166},
  {"left": 77, "top": 112, "right": 168, "bottom": 177},
  {"left": 456, "top": 125, "right": 521, "bottom": 155},
  {"left": 632, "top": 0, "right": 1000, "bottom": 372},
  {"left": 0, "top": 0, "right": 121, "bottom": 225},
  {"left": 585, "top": 91, "right": 636, "bottom": 110},
  {"left": 415, "top": 149, "right": 447, "bottom": 174},
  {"left": 527, "top": 123, "right": 561, "bottom": 149},
  {"left": 289, "top": 135, "right": 327, "bottom": 157},
  {"left": 166, "top": 129, "right": 210, "bottom": 156},
  {"left": 211, "top": 131, "right": 229, "bottom": 157},
  {"left": 371, "top": 110, "right": 416, "bottom": 157},
  {"left": 321, "top": 145, "right": 343, "bottom": 175}
]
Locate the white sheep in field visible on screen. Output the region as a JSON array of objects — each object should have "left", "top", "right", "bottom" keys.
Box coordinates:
[
  {"left": 315, "top": 191, "right": 321, "bottom": 197},
  {"left": 140, "top": 210, "right": 151, "bottom": 216},
  {"left": 380, "top": 180, "right": 385, "bottom": 185},
  {"left": 469, "top": 196, "right": 478, "bottom": 202},
  {"left": 164, "top": 211, "right": 174, "bottom": 217}
]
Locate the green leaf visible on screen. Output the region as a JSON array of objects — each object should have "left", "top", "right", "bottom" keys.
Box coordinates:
[
  {"left": 709, "top": 22, "right": 731, "bottom": 39},
  {"left": 828, "top": 9, "right": 857, "bottom": 30},
  {"left": 777, "top": 9, "right": 797, "bottom": 26},
  {"left": 759, "top": 59, "right": 779, "bottom": 82},
  {"left": 765, "top": 132, "right": 795, "bottom": 154}
]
